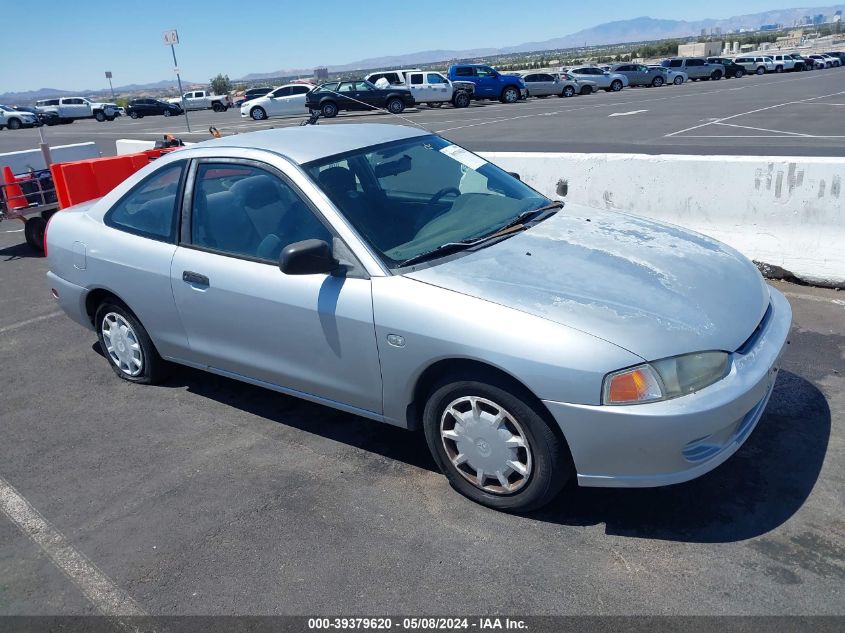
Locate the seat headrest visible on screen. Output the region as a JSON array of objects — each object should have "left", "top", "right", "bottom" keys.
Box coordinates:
[
  {"left": 230, "top": 175, "right": 284, "bottom": 209},
  {"left": 318, "top": 167, "right": 355, "bottom": 196}
]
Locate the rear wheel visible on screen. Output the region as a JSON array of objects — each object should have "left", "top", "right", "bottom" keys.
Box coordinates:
[
  {"left": 130, "top": 111, "right": 140, "bottom": 119},
  {"left": 500, "top": 86, "right": 519, "bottom": 103},
  {"left": 673, "top": 75, "right": 684, "bottom": 85},
  {"left": 250, "top": 106, "right": 267, "bottom": 120},
  {"left": 95, "top": 301, "right": 167, "bottom": 385},
  {"left": 24, "top": 216, "right": 47, "bottom": 251},
  {"left": 775, "top": 65, "right": 783, "bottom": 73},
  {"left": 652, "top": 76, "right": 665, "bottom": 87},
  {"left": 321, "top": 101, "right": 338, "bottom": 118},
  {"left": 579, "top": 85, "right": 592, "bottom": 95},
  {"left": 423, "top": 377, "right": 572, "bottom": 512},
  {"left": 212, "top": 102, "right": 224, "bottom": 112},
  {"left": 7, "top": 118, "right": 21, "bottom": 130},
  {"left": 734, "top": 69, "right": 745, "bottom": 78},
  {"left": 162, "top": 109, "right": 171, "bottom": 117},
  {"left": 561, "top": 85, "right": 575, "bottom": 98},
  {"left": 94, "top": 111, "right": 106, "bottom": 122},
  {"left": 610, "top": 79, "right": 623, "bottom": 92},
  {"left": 386, "top": 98, "right": 405, "bottom": 114},
  {"left": 710, "top": 71, "right": 722, "bottom": 80},
  {"left": 756, "top": 66, "right": 766, "bottom": 75}
]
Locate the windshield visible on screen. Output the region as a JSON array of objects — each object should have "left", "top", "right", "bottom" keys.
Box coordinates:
[{"left": 305, "top": 135, "right": 549, "bottom": 267}]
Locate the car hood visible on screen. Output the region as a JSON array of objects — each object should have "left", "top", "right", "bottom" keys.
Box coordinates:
[{"left": 405, "top": 204, "right": 769, "bottom": 361}]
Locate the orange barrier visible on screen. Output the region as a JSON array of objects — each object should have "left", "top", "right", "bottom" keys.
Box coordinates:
[{"left": 1, "top": 166, "right": 28, "bottom": 210}]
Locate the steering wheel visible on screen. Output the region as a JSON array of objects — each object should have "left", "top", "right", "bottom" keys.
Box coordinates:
[{"left": 429, "top": 187, "right": 460, "bottom": 206}]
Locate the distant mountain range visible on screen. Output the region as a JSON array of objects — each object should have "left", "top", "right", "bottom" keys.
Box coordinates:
[
  {"left": 0, "top": 80, "right": 200, "bottom": 104},
  {"left": 4, "top": 3, "right": 843, "bottom": 98},
  {"left": 240, "top": 4, "right": 845, "bottom": 80}
]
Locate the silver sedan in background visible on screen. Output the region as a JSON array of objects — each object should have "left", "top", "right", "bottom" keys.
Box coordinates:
[
  {"left": 650, "top": 65, "right": 688, "bottom": 84},
  {"left": 561, "top": 66, "right": 629, "bottom": 91},
  {"left": 520, "top": 72, "right": 592, "bottom": 97},
  {"left": 46, "top": 125, "right": 791, "bottom": 512}
]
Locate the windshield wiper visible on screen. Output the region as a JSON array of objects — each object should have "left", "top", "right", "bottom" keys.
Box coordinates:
[{"left": 397, "top": 201, "right": 563, "bottom": 268}]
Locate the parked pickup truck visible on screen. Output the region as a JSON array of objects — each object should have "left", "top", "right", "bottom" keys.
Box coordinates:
[
  {"left": 446, "top": 64, "right": 526, "bottom": 103},
  {"left": 34, "top": 97, "right": 120, "bottom": 123},
  {"left": 167, "top": 90, "right": 231, "bottom": 112},
  {"left": 364, "top": 69, "right": 473, "bottom": 108}
]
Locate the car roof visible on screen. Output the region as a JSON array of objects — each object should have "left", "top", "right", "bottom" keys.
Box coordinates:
[{"left": 195, "top": 124, "right": 430, "bottom": 165}]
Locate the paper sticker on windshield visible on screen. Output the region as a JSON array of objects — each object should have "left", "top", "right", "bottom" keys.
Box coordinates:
[{"left": 440, "top": 145, "right": 487, "bottom": 171}]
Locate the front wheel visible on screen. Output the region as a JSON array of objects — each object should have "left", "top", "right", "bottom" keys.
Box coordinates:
[
  {"left": 610, "top": 79, "right": 623, "bottom": 92},
  {"left": 452, "top": 92, "right": 470, "bottom": 108},
  {"left": 130, "top": 111, "right": 140, "bottom": 119},
  {"left": 95, "top": 301, "right": 167, "bottom": 385},
  {"left": 94, "top": 111, "right": 106, "bottom": 122},
  {"left": 561, "top": 86, "right": 575, "bottom": 98},
  {"left": 212, "top": 102, "right": 224, "bottom": 112},
  {"left": 710, "top": 71, "right": 722, "bottom": 80},
  {"left": 673, "top": 75, "right": 684, "bottom": 85},
  {"left": 734, "top": 69, "right": 745, "bottom": 78},
  {"left": 423, "top": 378, "right": 572, "bottom": 512},
  {"left": 24, "top": 216, "right": 47, "bottom": 251},
  {"left": 500, "top": 86, "right": 519, "bottom": 103},
  {"left": 250, "top": 106, "right": 267, "bottom": 120},
  {"left": 321, "top": 101, "right": 338, "bottom": 118},
  {"left": 775, "top": 65, "right": 783, "bottom": 73},
  {"left": 8, "top": 118, "right": 22, "bottom": 130},
  {"left": 580, "top": 85, "right": 593, "bottom": 95},
  {"left": 756, "top": 66, "right": 766, "bottom": 75},
  {"left": 162, "top": 109, "right": 171, "bottom": 117},
  {"left": 652, "top": 76, "right": 665, "bottom": 87},
  {"left": 386, "top": 98, "right": 405, "bottom": 114}
]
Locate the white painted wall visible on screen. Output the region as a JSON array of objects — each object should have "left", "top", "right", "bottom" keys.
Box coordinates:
[
  {"left": 0, "top": 143, "right": 100, "bottom": 182},
  {"left": 115, "top": 139, "right": 157, "bottom": 155},
  {"left": 481, "top": 152, "right": 844, "bottom": 287}
]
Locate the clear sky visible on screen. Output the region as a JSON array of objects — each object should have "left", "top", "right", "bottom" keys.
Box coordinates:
[{"left": 0, "top": 0, "right": 822, "bottom": 92}]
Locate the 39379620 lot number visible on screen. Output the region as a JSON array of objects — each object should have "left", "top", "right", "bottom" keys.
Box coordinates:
[{"left": 307, "top": 617, "right": 475, "bottom": 630}]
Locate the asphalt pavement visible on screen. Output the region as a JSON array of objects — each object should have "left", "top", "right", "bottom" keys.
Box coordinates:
[
  {"left": 1, "top": 67, "right": 844, "bottom": 157},
  {"left": 0, "top": 224, "right": 843, "bottom": 617}
]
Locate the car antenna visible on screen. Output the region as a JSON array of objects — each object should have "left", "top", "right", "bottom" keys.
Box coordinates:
[{"left": 301, "top": 83, "right": 435, "bottom": 132}]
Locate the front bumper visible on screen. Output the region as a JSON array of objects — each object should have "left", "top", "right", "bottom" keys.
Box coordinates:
[{"left": 543, "top": 286, "right": 792, "bottom": 488}]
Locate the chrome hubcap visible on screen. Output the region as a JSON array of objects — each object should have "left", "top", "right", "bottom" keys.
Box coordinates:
[
  {"left": 440, "top": 396, "right": 533, "bottom": 494},
  {"left": 102, "top": 313, "right": 143, "bottom": 377}
]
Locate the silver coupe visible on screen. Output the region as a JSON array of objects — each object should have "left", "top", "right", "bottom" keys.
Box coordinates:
[{"left": 46, "top": 125, "right": 791, "bottom": 512}]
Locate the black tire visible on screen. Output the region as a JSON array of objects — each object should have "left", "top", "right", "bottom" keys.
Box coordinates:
[
  {"left": 129, "top": 111, "right": 140, "bottom": 119},
  {"left": 321, "top": 101, "right": 338, "bottom": 118},
  {"left": 250, "top": 106, "right": 267, "bottom": 120},
  {"left": 775, "top": 65, "right": 783, "bottom": 73},
  {"left": 673, "top": 75, "right": 684, "bottom": 85},
  {"left": 610, "top": 79, "right": 623, "bottom": 92},
  {"left": 422, "top": 377, "right": 572, "bottom": 513},
  {"left": 561, "top": 86, "right": 576, "bottom": 98},
  {"left": 212, "top": 102, "right": 224, "bottom": 112},
  {"left": 386, "top": 98, "right": 405, "bottom": 114},
  {"left": 710, "top": 71, "right": 722, "bottom": 80},
  {"left": 756, "top": 66, "right": 766, "bottom": 75},
  {"left": 7, "top": 118, "right": 21, "bottom": 130},
  {"left": 24, "top": 216, "right": 47, "bottom": 251},
  {"left": 94, "top": 300, "right": 168, "bottom": 385},
  {"left": 734, "top": 69, "right": 745, "bottom": 78},
  {"left": 162, "top": 109, "right": 171, "bottom": 118},
  {"left": 580, "top": 85, "right": 592, "bottom": 95},
  {"left": 452, "top": 92, "right": 470, "bottom": 108},
  {"left": 652, "top": 76, "right": 665, "bottom": 87},
  {"left": 94, "top": 111, "right": 106, "bottom": 122},
  {"left": 500, "top": 86, "right": 520, "bottom": 103}
]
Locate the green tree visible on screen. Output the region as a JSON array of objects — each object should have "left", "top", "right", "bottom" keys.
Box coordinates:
[{"left": 210, "top": 73, "right": 232, "bottom": 95}]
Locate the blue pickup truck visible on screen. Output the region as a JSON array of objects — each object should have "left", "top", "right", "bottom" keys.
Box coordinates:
[{"left": 446, "top": 64, "right": 526, "bottom": 103}]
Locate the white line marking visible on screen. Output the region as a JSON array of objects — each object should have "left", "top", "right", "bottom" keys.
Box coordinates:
[
  {"left": 664, "top": 89, "right": 845, "bottom": 137},
  {"left": 0, "top": 311, "right": 63, "bottom": 334},
  {"left": 608, "top": 109, "right": 648, "bottom": 117},
  {"left": 2, "top": 229, "right": 24, "bottom": 233},
  {"left": 675, "top": 135, "right": 845, "bottom": 139},
  {"left": 0, "top": 475, "right": 147, "bottom": 616},
  {"left": 714, "top": 122, "right": 813, "bottom": 137}
]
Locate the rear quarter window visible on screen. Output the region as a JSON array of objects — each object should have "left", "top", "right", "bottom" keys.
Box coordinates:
[{"left": 104, "top": 162, "right": 185, "bottom": 242}]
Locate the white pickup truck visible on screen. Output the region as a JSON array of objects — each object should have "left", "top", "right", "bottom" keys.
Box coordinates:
[
  {"left": 363, "top": 70, "right": 472, "bottom": 108},
  {"left": 34, "top": 97, "right": 120, "bottom": 123},
  {"left": 167, "top": 90, "right": 231, "bottom": 112}
]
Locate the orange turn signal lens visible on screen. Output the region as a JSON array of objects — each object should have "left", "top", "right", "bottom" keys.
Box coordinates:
[{"left": 604, "top": 365, "right": 663, "bottom": 405}]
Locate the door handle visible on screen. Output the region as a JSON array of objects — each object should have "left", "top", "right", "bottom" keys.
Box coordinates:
[{"left": 182, "top": 271, "right": 209, "bottom": 286}]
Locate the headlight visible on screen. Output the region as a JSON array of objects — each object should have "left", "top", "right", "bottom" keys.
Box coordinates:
[{"left": 603, "top": 351, "right": 730, "bottom": 405}]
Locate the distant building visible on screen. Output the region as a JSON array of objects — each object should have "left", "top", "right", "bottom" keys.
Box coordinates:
[
  {"left": 813, "top": 14, "right": 825, "bottom": 25},
  {"left": 314, "top": 67, "right": 329, "bottom": 81},
  {"left": 760, "top": 23, "right": 782, "bottom": 32},
  {"left": 678, "top": 41, "right": 723, "bottom": 57},
  {"left": 700, "top": 28, "right": 707, "bottom": 36}
]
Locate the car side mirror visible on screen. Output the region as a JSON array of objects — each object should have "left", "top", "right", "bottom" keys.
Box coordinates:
[{"left": 280, "top": 239, "right": 338, "bottom": 275}]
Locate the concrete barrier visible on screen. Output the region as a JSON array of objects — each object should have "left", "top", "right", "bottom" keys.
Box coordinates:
[
  {"left": 0, "top": 143, "right": 100, "bottom": 182},
  {"left": 481, "top": 152, "right": 844, "bottom": 287}
]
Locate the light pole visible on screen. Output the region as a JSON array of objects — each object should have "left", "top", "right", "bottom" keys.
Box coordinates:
[
  {"left": 163, "top": 29, "right": 191, "bottom": 133},
  {"left": 105, "top": 71, "right": 116, "bottom": 102}
]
